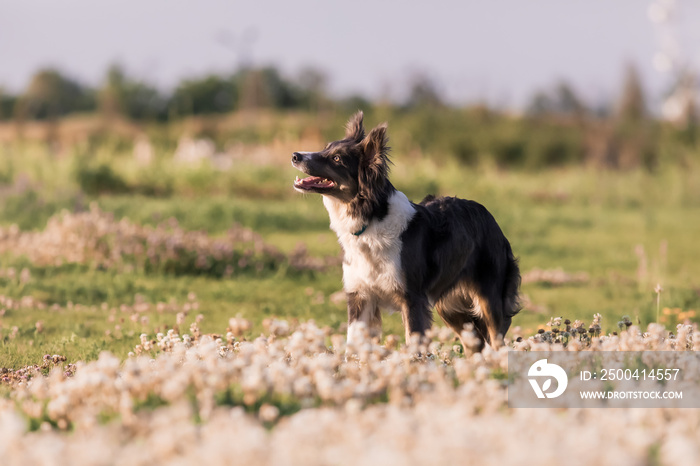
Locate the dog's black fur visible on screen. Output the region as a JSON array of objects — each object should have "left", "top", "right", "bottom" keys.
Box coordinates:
[
  {"left": 400, "top": 195, "right": 521, "bottom": 345},
  {"left": 292, "top": 111, "right": 520, "bottom": 348}
]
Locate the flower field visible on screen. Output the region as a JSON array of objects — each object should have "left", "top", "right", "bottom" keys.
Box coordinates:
[{"left": 1, "top": 311, "right": 700, "bottom": 465}]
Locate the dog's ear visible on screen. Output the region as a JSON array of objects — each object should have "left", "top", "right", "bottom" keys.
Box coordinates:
[
  {"left": 359, "top": 123, "right": 390, "bottom": 190},
  {"left": 345, "top": 111, "right": 365, "bottom": 142}
]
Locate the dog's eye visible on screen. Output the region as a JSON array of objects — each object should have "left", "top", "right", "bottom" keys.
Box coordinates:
[{"left": 333, "top": 155, "right": 341, "bottom": 163}]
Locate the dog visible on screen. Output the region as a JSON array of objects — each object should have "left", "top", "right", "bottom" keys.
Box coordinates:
[{"left": 292, "top": 111, "right": 520, "bottom": 349}]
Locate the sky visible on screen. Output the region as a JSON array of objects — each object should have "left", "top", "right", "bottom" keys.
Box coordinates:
[{"left": 1, "top": 0, "right": 699, "bottom": 109}]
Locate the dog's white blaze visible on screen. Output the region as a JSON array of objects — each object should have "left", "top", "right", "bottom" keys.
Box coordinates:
[
  {"left": 322, "top": 196, "right": 365, "bottom": 235},
  {"left": 323, "top": 191, "right": 416, "bottom": 309}
]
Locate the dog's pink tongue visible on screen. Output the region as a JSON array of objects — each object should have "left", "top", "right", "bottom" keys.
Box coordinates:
[{"left": 300, "top": 176, "right": 333, "bottom": 188}]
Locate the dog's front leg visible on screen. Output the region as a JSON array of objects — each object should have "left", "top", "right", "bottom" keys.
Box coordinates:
[
  {"left": 346, "top": 291, "right": 381, "bottom": 347},
  {"left": 400, "top": 294, "right": 432, "bottom": 344}
]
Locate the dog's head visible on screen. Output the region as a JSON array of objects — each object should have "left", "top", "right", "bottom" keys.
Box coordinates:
[{"left": 292, "top": 111, "right": 390, "bottom": 203}]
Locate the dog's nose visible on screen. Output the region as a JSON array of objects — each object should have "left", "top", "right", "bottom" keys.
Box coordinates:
[{"left": 292, "top": 152, "right": 303, "bottom": 164}]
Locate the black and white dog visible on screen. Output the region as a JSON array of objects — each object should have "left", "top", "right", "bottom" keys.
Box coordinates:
[{"left": 292, "top": 112, "right": 520, "bottom": 349}]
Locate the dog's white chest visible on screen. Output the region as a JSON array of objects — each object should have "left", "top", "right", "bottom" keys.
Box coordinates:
[
  {"left": 342, "top": 233, "right": 403, "bottom": 297},
  {"left": 323, "top": 191, "right": 416, "bottom": 299}
]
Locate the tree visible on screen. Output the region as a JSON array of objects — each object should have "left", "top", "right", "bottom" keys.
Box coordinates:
[
  {"left": 0, "top": 88, "right": 17, "bottom": 121},
  {"left": 297, "top": 67, "right": 329, "bottom": 111},
  {"left": 404, "top": 73, "right": 443, "bottom": 109},
  {"left": 235, "top": 67, "right": 303, "bottom": 110},
  {"left": 616, "top": 64, "right": 647, "bottom": 122},
  {"left": 338, "top": 94, "right": 373, "bottom": 114},
  {"left": 526, "top": 82, "right": 586, "bottom": 118},
  {"left": 171, "top": 74, "right": 237, "bottom": 116},
  {"left": 98, "top": 64, "right": 168, "bottom": 121},
  {"left": 554, "top": 83, "right": 586, "bottom": 116},
  {"left": 526, "top": 91, "right": 554, "bottom": 116},
  {"left": 98, "top": 64, "right": 127, "bottom": 117},
  {"left": 18, "top": 68, "right": 95, "bottom": 120}
]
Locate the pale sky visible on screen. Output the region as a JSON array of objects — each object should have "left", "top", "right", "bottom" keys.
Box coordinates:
[{"left": 1, "top": 0, "right": 699, "bottom": 109}]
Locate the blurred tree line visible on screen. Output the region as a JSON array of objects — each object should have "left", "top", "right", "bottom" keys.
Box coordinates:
[
  {"left": 0, "top": 63, "right": 697, "bottom": 170},
  {"left": 1, "top": 62, "right": 675, "bottom": 123},
  {"left": 0, "top": 64, "right": 349, "bottom": 122}
]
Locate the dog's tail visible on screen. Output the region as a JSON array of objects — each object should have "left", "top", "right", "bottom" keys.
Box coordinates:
[
  {"left": 486, "top": 241, "right": 522, "bottom": 344},
  {"left": 503, "top": 242, "right": 521, "bottom": 319}
]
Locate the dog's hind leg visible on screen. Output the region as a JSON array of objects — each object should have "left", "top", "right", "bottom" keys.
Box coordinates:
[{"left": 435, "top": 282, "right": 498, "bottom": 351}]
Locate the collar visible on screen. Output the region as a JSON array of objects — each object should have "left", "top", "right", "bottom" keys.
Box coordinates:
[{"left": 352, "top": 224, "right": 368, "bottom": 236}]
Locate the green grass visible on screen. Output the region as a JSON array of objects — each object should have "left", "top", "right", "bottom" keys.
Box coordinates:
[
  {"left": 1, "top": 153, "right": 700, "bottom": 368},
  {"left": 0, "top": 268, "right": 358, "bottom": 367}
]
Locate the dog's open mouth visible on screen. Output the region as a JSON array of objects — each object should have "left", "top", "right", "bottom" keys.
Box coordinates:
[{"left": 294, "top": 175, "right": 336, "bottom": 191}]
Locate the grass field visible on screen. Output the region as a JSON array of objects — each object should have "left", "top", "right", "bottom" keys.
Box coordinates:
[{"left": 1, "top": 137, "right": 699, "bottom": 367}]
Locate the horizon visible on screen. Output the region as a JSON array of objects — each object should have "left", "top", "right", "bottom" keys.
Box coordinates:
[{"left": 1, "top": 0, "right": 699, "bottom": 110}]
